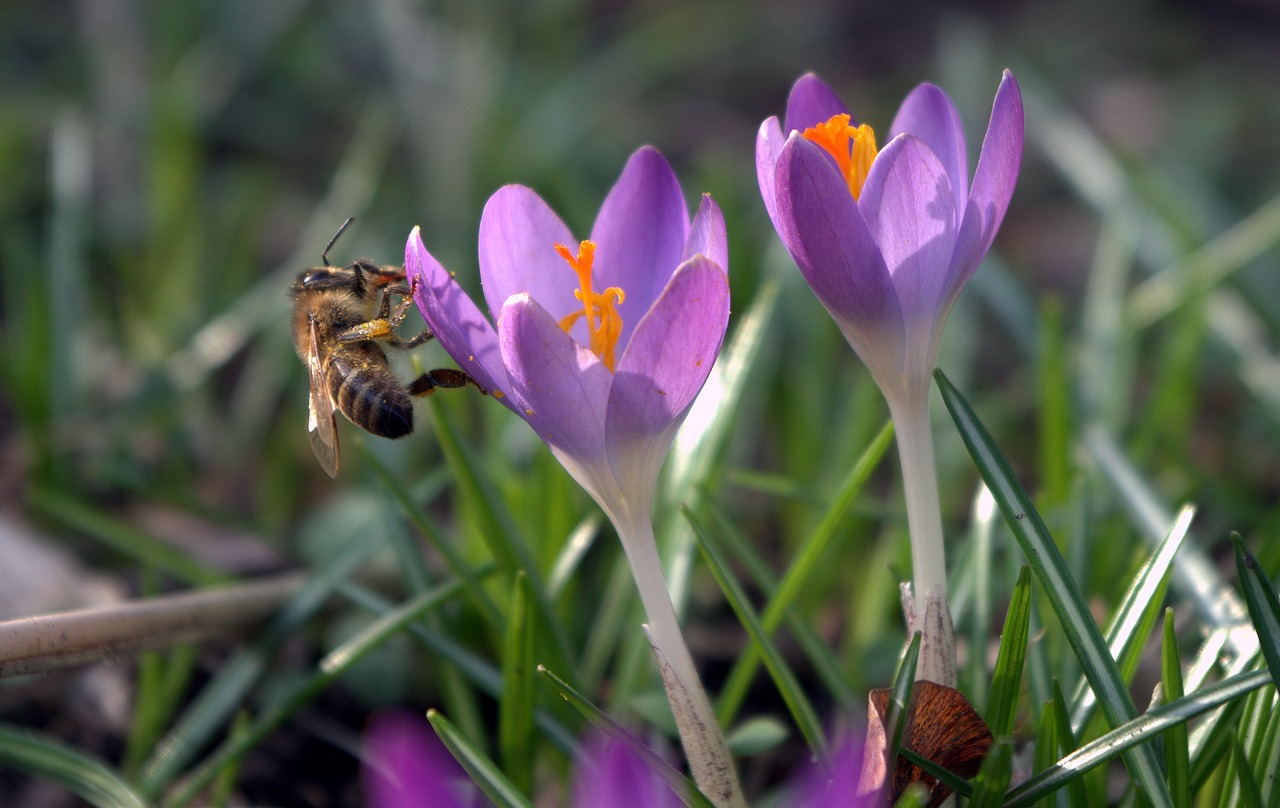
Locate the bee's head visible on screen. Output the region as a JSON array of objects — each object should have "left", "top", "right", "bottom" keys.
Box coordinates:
[{"left": 292, "top": 265, "right": 361, "bottom": 295}]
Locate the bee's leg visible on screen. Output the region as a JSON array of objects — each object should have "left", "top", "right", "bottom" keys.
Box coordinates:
[
  {"left": 337, "top": 294, "right": 417, "bottom": 344},
  {"left": 389, "top": 329, "right": 435, "bottom": 350},
  {"left": 406, "top": 369, "right": 488, "bottom": 397}
]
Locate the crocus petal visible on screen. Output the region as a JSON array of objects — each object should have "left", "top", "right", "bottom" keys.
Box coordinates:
[
  {"left": 785, "top": 728, "right": 876, "bottom": 808},
  {"left": 608, "top": 256, "right": 729, "bottom": 498},
  {"left": 858, "top": 135, "right": 957, "bottom": 366},
  {"left": 590, "top": 146, "right": 689, "bottom": 347},
  {"left": 682, "top": 194, "right": 728, "bottom": 272},
  {"left": 362, "top": 710, "right": 482, "bottom": 808},
  {"left": 407, "top": 228, "right": 510, "bottom": 399},
  {"left": 775, "top": 134, "right": 904, "bottom": 378},
  {"left": 948, "top": 70, "right": 1024, "bottom": 305},
  {"left": 783, "top": 72, "right": 851, "bottom": 134},
  {"left": 571, "top": 734, "right": 683, "bottom": 808},
  {"left": 478, "top": 185, "right": 578, "bottom": 327},
  {"left": 756, "top": 116, "right": 788, "bottom": 232},
  {"left": 498, "top": 294, "right": 613, "bottom": 500},
  {"left": 889, "top": 83, "right": 969, "bottom": 221}
]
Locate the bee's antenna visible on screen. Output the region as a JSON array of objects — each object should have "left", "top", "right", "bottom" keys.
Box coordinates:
[{"left": 322, "top": 217, "right": 356, "bottom": 267}]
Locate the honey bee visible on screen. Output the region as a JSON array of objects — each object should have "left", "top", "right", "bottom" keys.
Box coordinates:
[{"left": 289, "top": 219, "right": 482, "bottom": 476}]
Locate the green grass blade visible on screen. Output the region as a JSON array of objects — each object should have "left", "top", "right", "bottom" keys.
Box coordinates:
[
  {"left": 1189, "top": 695, "right": 1244, "bottom": 793},
  {"left": 500, "top": 572, "right": 535, "bottom": 795},
  {"left": 714, "top": 418, "right": 893, "bottom": 724},
  {"left": 428, "top": 709, "right": 535, "bottom": 808},
  {"left": 139, "top": 535, "right": 382, "bottom": 795},
  {"left": 1085, "top": 425, "right": 1257, "bottom": 668},
  {"left": 537, "top": 665, "right": 715, "bottom": 808},
  {"left": 987, "top": 566, "right": 1031, "bottom": 738},
  {"left": 1050, "top": 680, "right": 1092, "bottom": 808},
  {"left": 1233, "top": 534, "right": 1280, "bottom": 689},
  {"left": 885, "top": 632, "right": 922, "bottom": 784},
  {"left": 28, "top": 489, "right": 228, "bottom": 587},
  {"left": 1032, "top": 701, "right": 1056, "bottom": 808},
  {"left": 1162, "top": 609, "right": 1191, "bottom": 808},
  {"left": 935, "top": 369, "right": 1173, "bottom": 808},
  {"left": 702, "top": 498, "right": 856, "bottom": 711},
  {"left": 1004, "top": 670, "right": 1272, "bottom": 807},
  {"left": 686, "top": 506, "right": 828, "bottom": 760},
  {"left": 429, "top": 398, "right": 577, "bottom": 681},
  {"left": 967, "top": 737, "right": 1014, "bottom": 808},
  {"left": 898, "top": 747, "right": 974, "bottom": 799},
  {"left": 1069, "top": 504, "right": 1193, "bottom": 731},
  {"left": 1231, "top": 734, "right": 1266, "bottom": 808},
  {"left": 362, "top": 448, "right": 505, "bottom": 629},
  {"left": 338, "top": 577, "right": 577, "bottom": 756},
  {"left": 0, "top": 724, "right": 148, "bottom": 808},
  {"left": 161, "top": 581, "right": 465, "bottom": 807}
]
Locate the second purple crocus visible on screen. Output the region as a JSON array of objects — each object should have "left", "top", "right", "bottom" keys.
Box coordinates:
[
  {"left": 407, "top": 146, "right": 744, "bottom": 807},
  {"left": 757, "top": 71, "right": 1023, "bottom": 685}
]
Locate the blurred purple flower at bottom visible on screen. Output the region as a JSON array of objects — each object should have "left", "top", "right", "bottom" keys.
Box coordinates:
[
  {"left": 571, "top": 733, "right": 684, "bottom": 808},
  {"left": 782, "top": 729, "right": 881, "bottom": 808},
  {"left": 362, "top": 709, "right": 484, "bottom": 808}
]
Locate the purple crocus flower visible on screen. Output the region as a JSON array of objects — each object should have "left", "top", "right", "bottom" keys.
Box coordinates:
[
  {"left": 756, "top": 70, "right": 1022, "bottom": 402},
  {"left": 362, "top": 709, "right": 484, "bottom": 808},
  {"left": 407, "top": 145, "right": 728, "bottom": 532},
  {"left": 757, "top": 72, "right": 1023, "bottom": 686},
  {"left": 407, "top": 146, "right": 744, "bottom": 806},
  {"left": 571, "top": 732, "right": 685, "bottom": 808}
]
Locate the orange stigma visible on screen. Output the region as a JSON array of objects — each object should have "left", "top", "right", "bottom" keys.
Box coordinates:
[
  {"left": 555, "top": 240, "right": 625, "bottom": 372},
  {"left": 802, "top": 114, "right": 878, "bottom": 200}
]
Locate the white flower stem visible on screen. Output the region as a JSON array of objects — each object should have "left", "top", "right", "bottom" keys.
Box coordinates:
[
  {"left": 614, "top": 512, "right": 747, "bottom": 808},
  {"left": 888, "top": 389, "right": 957, "bottom": 686}
]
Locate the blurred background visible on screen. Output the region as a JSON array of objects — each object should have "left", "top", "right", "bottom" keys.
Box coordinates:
[{"left": 2, "top": 0, "right": 1279, "bottom": 804}]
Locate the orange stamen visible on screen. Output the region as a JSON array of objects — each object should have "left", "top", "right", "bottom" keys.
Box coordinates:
[
  {"left": 555, "top": 240, "right": 625, "bottom": 372},
  {"left": 802, "top": 114, "right": 879, "bottom": 200}
]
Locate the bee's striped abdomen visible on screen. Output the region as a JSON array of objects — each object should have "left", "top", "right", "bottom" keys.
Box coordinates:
[{"left": 327, "top": 346, "right": 414, "bottom": 439}]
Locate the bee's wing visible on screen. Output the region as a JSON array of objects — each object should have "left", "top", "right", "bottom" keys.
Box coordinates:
[{"left": 306, "top": 314, "right": 340, "bottom": 477}]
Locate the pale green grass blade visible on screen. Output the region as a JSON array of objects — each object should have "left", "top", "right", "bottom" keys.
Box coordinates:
[
  {"left": 363, "top": 449, "right": 505, "bottom": 628},
  {"left": 986, "top": 565, "right": 1031, "bottom": 738},
  {"left": 28, "top": 489, "right": 227, "bottom": 587},
  {"left": 1004, "top": 670, "right": 1272, "bottom": 807},
  {"left": 724, "top": 717, "right": 788, "bottom": 757},
  {"left": 1032, "top": 701, "right": 1057, "bottom": 808},
  {"left": 429, "top": 709, "right": 535, "bottom": 808},
  {"left": 0, "top": 724, "right": 148, "bottom": 808},
  {"left": 500, "top": 572, "right": 535, "bottom": 795},
  {"left": 1232, "top": 734, "right": 1266, "bottom": 808},
  {"left": 715, "top": 419, "right": 893, "bottom": 723},
  {"left": 429, "top": 399, "right": 577, "bottom": 680},
  {"left": 686, "top": 507, "right": 828, "bottom": 760},
  {"left": 702, "top": 498, "right": 856, "bottom": 712},
  {"left": 339, "top": 580, "right": 578, "bottom": 755},
  {"left": 1085, "top": 425, "right": 1257, "bottom": 668},
  {"left": 1050, "top": 680, "right": 1092, "bottom": 808},
  {"left": 1069, "top": 504, "right": 1194, "bottom": 731},
  {"left": 1128, "top": 192, "right": 1280, "bottom": 329},
  {"left": 935, "top": 369, "right": 1174, "bottom": 808},
  {"left": 1233, "top": 534, "right": 1280, "bottom": 689},
  {"left": 537, "top": 665, "right": 715, "bottom": 808},
  {"left": 1162, "top": 609, "right": 1191, "bottom": 808}
]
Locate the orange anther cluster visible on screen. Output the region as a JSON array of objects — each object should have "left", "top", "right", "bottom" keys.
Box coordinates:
[
  {"left": 802, "top": 114, "right": 879, "bottom": 200},
  {"left": 555, "top": 240, "right": 625, "bottom": 372}
]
